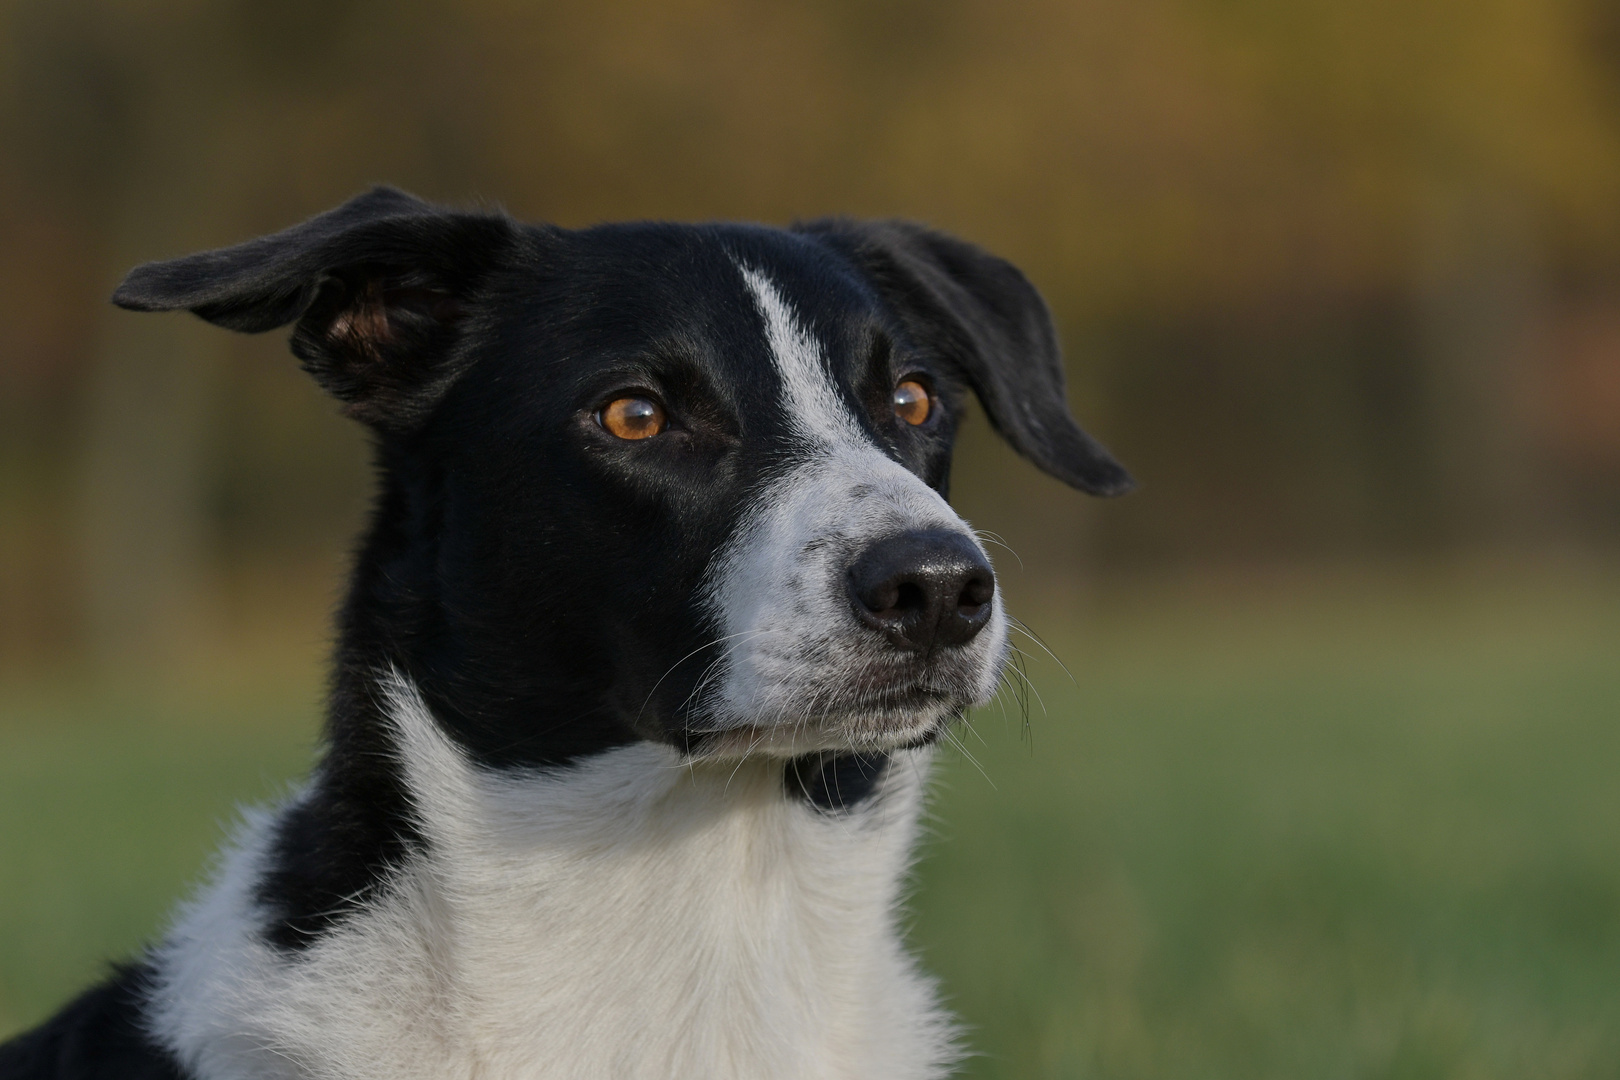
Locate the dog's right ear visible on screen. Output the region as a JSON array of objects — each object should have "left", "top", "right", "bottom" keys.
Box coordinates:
[
  {"left": 112, "top": 186, "right": 519, "bottom": 432},
  {"left": 799, "top": 218, "right": 1133, "bottom": 497}
]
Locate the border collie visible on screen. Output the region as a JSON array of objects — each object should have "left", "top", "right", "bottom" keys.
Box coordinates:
[{"left": 0, "top": 188, "right": 1130, "bottom": 1080}]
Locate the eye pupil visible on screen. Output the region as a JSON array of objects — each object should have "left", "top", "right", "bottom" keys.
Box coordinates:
[
  {"left": 600, "top": 395, "right": 667, "bottom": 440},
  {"left": 892, "top": 379, "right": 931, "bottom": 426}
]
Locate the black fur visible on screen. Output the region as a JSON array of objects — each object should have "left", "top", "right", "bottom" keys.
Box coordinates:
[
  {"left": 785, "top": 752, "right": 892, "bottom": 812},
  {"left": 801, "top": 218, "right": 1134, "bottom": 497},
  {"left": 113, "top": 187, "right": 519, "bottom": 433},
  {"left": 0, "top": 965, "right": 187, "bottom": 1080},
  {"left": 2, "top": 188, "right": 1130, "bottom": 1067}
]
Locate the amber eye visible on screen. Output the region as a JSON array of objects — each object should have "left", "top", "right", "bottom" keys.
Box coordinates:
[
  {"left": 598, "top": 395, "right": 667, "bottom": 440},
  {"left": 892, "top": 379, "right": 931, "bottom": 426}
]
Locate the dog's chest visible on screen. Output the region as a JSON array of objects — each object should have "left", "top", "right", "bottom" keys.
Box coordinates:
[{"left": 150, "top": 704, "right": 953, "bottom": 1080}]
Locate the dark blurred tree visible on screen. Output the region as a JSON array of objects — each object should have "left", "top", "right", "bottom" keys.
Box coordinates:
[
  {"left": 1, "top": 0, "right": 493, "bottom": 667},
  {"left": 1, "top": 0, "right": 1618, "bottom": 670}
]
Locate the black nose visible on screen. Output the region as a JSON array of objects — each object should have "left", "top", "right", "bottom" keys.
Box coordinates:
[{"left": 847, "top": 530, "right": 995, "bottom": 651}]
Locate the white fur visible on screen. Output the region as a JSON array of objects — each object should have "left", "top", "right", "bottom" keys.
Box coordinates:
[
  {"left": 147, "top": 674, "right": 957, "bottom": 1080},
  {"left": 143, "top": 266, "right": 1004, "bottom": 1078},
  {"left": 739, "top": 264, "right": 867, "bottom": 448},
  {"left": 696, "top": 266, "right": 1007, "bottom": 754}
]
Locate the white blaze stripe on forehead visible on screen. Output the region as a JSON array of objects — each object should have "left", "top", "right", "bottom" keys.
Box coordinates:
[
  {"left": 737, "top": 263, "right": 866, "bottom": 447},
  {"left": 693, "top": 260, "right": 1010, "bottom": 751}
]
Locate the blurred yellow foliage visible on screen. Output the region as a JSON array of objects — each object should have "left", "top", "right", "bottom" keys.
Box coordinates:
[{"left": 1, "top": 0, "right": 1618, "bottom": 668}]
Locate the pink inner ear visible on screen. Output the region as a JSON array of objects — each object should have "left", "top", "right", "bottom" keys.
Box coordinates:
[
  {"left": 329, "top": 280, "right": 395, "bottom": 362},
  {"left": 326, "top": 282, "right": 463, "bottom": 363}
]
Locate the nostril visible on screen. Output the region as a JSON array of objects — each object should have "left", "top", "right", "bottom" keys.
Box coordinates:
[
  {"left": 854, "top": 578, "right": 926, "bottom": 618},
  {"left": 847, "top": 529, "right": 996, "bottom": 651},
  {"left": 958, "top": 574, "right": 994, "bottom": 611},
  {"left": 857, "top": 580, "right": 900, "bottom": 615}
]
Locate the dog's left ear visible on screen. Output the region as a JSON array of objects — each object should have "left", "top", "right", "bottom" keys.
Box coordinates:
[
  {"left": 800, "top": 219, "right": 1133, "bottom": 496},
  {"left": 112, "top": 186, "right": 520, "bottom": 433}
]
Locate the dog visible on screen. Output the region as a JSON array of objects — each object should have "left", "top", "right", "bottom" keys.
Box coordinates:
[{"left": 0, "top": 187, "right": 1130, "bottom": 1080}]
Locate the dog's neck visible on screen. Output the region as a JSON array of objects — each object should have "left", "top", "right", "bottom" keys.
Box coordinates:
[{"left": 146, "top": 676, "right": 955, "bottom": 1080}]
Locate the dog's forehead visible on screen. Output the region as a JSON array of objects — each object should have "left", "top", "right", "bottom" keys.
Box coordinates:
[{"left": 504, "top": 222, "right": 887, "bottom": 398}]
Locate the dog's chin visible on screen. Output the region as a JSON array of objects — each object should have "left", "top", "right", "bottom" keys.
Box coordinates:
[{"left": 682, "top": 689, "right": 963, "bottom": 760}]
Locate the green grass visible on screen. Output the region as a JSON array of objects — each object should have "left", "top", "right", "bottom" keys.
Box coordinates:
[
  {"left": 0, "top": 684, "right": 321, "bottom": 1039},
  {"left": 3, "top": 567, "right": 1618, "bottom": 1077}
]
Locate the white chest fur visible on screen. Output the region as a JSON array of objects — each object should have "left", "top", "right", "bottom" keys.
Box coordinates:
[{"left": 146, "top": 679, "right": 956, "bottom": 1080}]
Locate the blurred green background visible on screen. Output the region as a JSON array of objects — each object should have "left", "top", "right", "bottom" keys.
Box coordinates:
[{"left": 1, "top": 1, "right": 1617, "bottom": 1076}]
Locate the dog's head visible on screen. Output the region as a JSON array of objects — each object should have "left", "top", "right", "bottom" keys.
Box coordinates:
[{"left": 115, "top": 188, "right": 1130, "bottom": 764}]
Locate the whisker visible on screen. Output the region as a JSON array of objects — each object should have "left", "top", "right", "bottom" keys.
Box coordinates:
[
  {"left": 1007, "top": 614, "right": 1076, "bottom": 686},
  {"left": 972, "top": 529, "right": 1024, "bottom": 571},
  {"left": 636, "top": 628, "right": 782, "bottom": 727},
  {"left": 960, "top": 711, "right": 990, "bottom": 747},
  {"left": 940, "top": 726, "right": 996, "bottom": 790},
  {"left": 999, "top": 652, "right": 1030, "bottom": 722},
  {"left": 987, "top": 682, "right": 1011, "bottom": 727},
  {"left": 724, "top": 726, "right": 766, "bottom": 792},
  {"left": 1002, "top": 649, "right": 1047, "bottom": 717}
]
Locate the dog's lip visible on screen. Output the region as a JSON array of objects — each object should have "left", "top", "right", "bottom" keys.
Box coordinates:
[
  {"left": 684, "top": 703, "right": 952, "bottom": 758},
  {"left": 682, "top": 681, "right": 954, "bottom": 737},
  {"left": 841, "top": 659, "right": 956, "bottom": 693},
  {"left": 861, "top": 683, "right": 950, "bottom": 709}
]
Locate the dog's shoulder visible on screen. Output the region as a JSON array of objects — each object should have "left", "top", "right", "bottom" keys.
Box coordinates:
[{"left": 0, "top": 964, "right": 186, "bottom": 1080}]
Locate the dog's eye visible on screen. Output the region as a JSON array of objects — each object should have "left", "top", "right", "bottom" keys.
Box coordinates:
[
  {"left": 892, "top": 379, "right": 931, "bottom": 426},
  {"left": 598, "top": 395, "right": 667, "bottom": 440}
]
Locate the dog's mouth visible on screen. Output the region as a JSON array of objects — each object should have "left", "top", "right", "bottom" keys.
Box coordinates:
[
  {"left": 680, "top": 549, "right": 1010, "bottom": 759},
  {"left": 679, "top": 676, "right": 968, "bottom": 759},
  {"left": 856, "top": 683, "right": 953, "bottom": 713}
]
